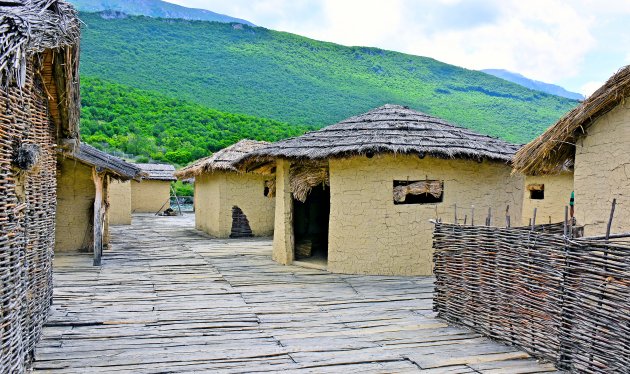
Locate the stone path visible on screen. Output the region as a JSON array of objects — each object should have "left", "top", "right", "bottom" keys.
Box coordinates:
[{"left": 33, "top": 214, "right": 558, "bottom": 373}]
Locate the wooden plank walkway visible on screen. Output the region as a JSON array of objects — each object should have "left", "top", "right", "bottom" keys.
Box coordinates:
[{"left": 33, "top": 214, "right": 559, "bottom": 373}]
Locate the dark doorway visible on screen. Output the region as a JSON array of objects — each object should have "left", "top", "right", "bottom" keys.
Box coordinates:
[{"left": 293, "top": 185, "right": 330, "bottom": 262}]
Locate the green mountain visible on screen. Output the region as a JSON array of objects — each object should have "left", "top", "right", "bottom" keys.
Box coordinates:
[
  {"left": 481, "top": 69, "right": 584, "bottom": 101},
  {"left": 68, "top": 0, "right": 254, "bottom": 25},
  {"left": 81, "top": 76, "right": 311, "bottom": 165},
  {"left": 77, "top": 11, "right": 578, "bottom": 163}
]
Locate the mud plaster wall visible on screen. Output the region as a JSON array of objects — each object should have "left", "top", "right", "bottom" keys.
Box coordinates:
[
  {"left": 195, "top": 171, "right": 275, "bottom": 238},
  {"left": 521, "top": 173, "right": 574, "bottom": 226},
  {"left": 131, "top": 180, "right": 171, "bottom": 213},
  {"left": 574, "top": 96, "right": 630, "bottom": 236},
  {"left": 108, "top": 179, "right": 131, "bottom": 225},
  {"left": 55, "top": 158, "right": 94, "bottom": 251},
  {"left": 272, "top": 159, "right": 294, "bottom": 264},
  {"left": 327, "top": 154, "right": 524, "bottom": 276}
]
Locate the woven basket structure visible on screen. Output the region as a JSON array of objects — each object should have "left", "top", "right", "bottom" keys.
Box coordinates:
[
  {"left": 1, "top": 61, "right": 56, "bottom": 373},
  {"left": 433, "top": 222, "right": 630, "bottom": 372}
]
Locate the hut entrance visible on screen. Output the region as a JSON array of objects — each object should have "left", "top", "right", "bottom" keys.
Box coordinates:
[{"left": 293, "top": 185, "right": 330, "bottom": 264}]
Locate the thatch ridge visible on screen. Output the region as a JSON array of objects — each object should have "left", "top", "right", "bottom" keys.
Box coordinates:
[
  {"left": 65, "top": 143, "right": 145, "bottom": 181},
  {"left": 134, "top": 163, "right": 176, "bottom": 181},
  {"left": 513, "top": 65, "right": 630, "bottom": 175},
  {"left": 175, "top": 139, "right": 269, "bottom": 179},
  {"left": 237, "top": 104, "right": 520, "bottom": 171}
]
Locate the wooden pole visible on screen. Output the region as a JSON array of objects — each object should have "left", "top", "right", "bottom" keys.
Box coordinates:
[
  {"left": 531, "top": 208, "right": 537, "bottom": 230},
  {"left": 454, "top": 203, "right": 458, "bottom": 225},
  {"left": 464, "top": 215, "right": 467, "bottom": 225},
  {"left": 486, "top": 207, "right": 492, "bottom": 226},
  {"left": 564, "top": 205, "right": 569, "bottom": 237},
  {"left": 605, "top": 198, "right": 617, "bottom": 241},
  {"left": 471, "top": 205, "right": 475, "bottom": 226},
  {"left": 171, "top": 186, "right": 183, "bottom": 216},
  {"left": 505, "top": 205, "right": 510, "bottom": 228},
  {"left": 92, "top": 169, "right": 105, "bottom": 266}
]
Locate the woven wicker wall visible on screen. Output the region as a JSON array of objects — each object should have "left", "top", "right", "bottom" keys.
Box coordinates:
[
  {"left": 0, "top": 58, "right": 57, "bottom": 372},
  {"left": 433, "top": 223, "right": 629, "bottom": 372}
]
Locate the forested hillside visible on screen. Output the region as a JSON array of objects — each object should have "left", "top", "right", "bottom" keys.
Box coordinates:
[
  {"left": 81, "top": 77, "right": 311, "bottom": 164},
  {"left": 77, "top": 11, "right": 579, "bottom": 162}
]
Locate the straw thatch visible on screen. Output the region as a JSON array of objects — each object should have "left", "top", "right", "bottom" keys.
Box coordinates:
[
  {"left": 1, "top": 0, "right": 81, "bottom": 138},
  {"left": 237, "top": 104, "right": 520, "bottom": 171},
  {"left": 175, "top": 139, "right": 269, "bottom": 179},
  {"left": 289, "top": 160, "right": 329, "bottom": 202},
  {"left": 64, "top": 143, "right": 145, "bottom": 181},
  {"left": 513, "top": 65, "right": 630, "bottom": 175},
  {"left": 134, "top": 163, "right": 176, "bottom": 181}
]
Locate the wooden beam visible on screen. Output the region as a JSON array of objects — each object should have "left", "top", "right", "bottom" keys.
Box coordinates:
[{"left": 92, "top": 168, "right": 106, "bottom": 266}]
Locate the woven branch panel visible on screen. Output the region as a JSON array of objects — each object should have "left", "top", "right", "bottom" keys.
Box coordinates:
[
  {"left": 433, "top": 223, "right": 629, "bottom": 372},
  {"left": 0, "top": 59, "right": 56, "bottom": 373}
]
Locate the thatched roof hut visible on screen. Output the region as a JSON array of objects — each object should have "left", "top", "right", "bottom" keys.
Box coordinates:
[
  {"left": 238, "top": 104, "right": 518, "bottom": 171},
  {"left": 513, "top": 65, "right": 630, "bottom": 175},
  {"left": 176, "top": 139, "right": 269, "bottom": 179},
  {"left": 135, "top": 163, "right": 176, "bottom": 181},
  {"left": 176, "top": 140, "right": 274, "bottom": 238},
  {"left": 0, "top": 1, "right": 80, "bottom": 370},
  {"left": 513, "top": 65, "right": 630, "bottom": 236},
  {"left": 236, "top": 104, "right": 524, "bottom": 276}
]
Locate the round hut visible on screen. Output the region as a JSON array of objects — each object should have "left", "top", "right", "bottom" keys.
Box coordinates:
[
  {"left": 237, "top": 104, "right": 524, "bottom": 275},
  {"left": 513, "top": 65, "right": 630, "bottom": 235},
  {"left": 176, "top": 140, "right": 275, "bottom": 238}
]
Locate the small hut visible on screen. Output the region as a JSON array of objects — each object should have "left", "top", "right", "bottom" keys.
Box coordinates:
[
  {"left": 56, "top": 143, "right": 143, "bottom": 262},
  {"left": 237, "top": 105, "right": 523, "bottom": 275},
  {"left": 0, "top": 0, "right": 80, "bottom": 370},
  {"left": 176, "top": 140, "right": 275, "bottom": 238},
  {"left": 513, "top": 65, "right": 630, "bottom": 235},
  {"left": 129, "top": 163, "right": 176, "bottom": 213}
]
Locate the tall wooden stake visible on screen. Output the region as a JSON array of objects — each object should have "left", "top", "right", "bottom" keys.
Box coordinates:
[
  {"left": 563, "top": 206, "right": 568, "bottom": 237},
  {"left": 531, "top": 207, "right": 537, "bottom": 230},
  {"left": 471, "top": 205, "right": 475, "bottom": 226},
  {"left": 505, "top": 205, "right": 510, "bottom": 228},
  {"left": 605, "top": 198, "right": 617, "bottom": 241}
]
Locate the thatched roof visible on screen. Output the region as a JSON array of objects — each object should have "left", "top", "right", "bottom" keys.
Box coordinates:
[
  {"left": 513, "top": 65, "right": 630, "bottom": 175},
  {"left": 175, "top": 139, "right": 269, "bottom": 179},
  {"left": 64, "top": 143, "right": 144, "bottom": 181},
  {"left": 134, "top": 163, "right": 176, "bottom": 181},
  {"left": 237, "top": 104, "right": 520, "bottom": 171},
  {"left": 1, "top": 0, "right": 81, "bottom": 138}
]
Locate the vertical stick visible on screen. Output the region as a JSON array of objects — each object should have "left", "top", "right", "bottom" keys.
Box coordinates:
[
  {"left": 605, "top": 198, "right": 617, "bottom": 241},
  {"left": 171, "top": 185, "right": 183, "bottom": 216},
  {"left": 564, "top": 205, "right": 569, "bottom": 237},
  {"left": 505, "top": 205, "right": 510, "bottom": 228},
  {"left": 531, "top": 207, "right": 537, "bottom": 230},
  {"left": 488, "top": 207, "right": 492, "bottom": 226},
  {"left": 471, "top": 205, "right": 475, "bottom": 226},
  {"left": 464, "top": 215, "right": 467, "bottom": 225},
  {"left": 454, "top": 203, "right": 458, "bottom": 225}
]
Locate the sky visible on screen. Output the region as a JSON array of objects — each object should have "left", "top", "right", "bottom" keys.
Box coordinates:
[{"left": 164, "top": 0, "right": 630, "bottom": 96}]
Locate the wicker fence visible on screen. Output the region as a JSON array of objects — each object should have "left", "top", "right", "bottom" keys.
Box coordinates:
[
  {"left": 1, "top": 62, "right": 57, "bottom": 372},
  {"left": 433, "top": 223, "right": 629, "bottom": 372}
]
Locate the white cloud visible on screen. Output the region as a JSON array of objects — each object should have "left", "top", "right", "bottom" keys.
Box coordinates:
[
  {"left": 165, "top": 0, "right": 630, "bottom": 87},
  {"left": 580, "top": 81, "right": 603, "bottom": 97}
]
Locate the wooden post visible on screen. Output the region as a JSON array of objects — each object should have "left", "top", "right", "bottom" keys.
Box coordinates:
[
  {"left": 531, "top": 208, "right": 537, "bottom": 230},
  {"left": 454, "top": 203, "right": 458, "bottom": 225},
  {"left": 471, "top": 205, "right": 475, "bottom": 226},
  {"left": 564, "top": 205, "right": 569, "bottom": 237},
  {"left": 92, "top": 169, "right": 105, "bottom": 266},
  {"left": 464, "top": 215, "right": 467, "bottom": 225},
  {"left": 171, "top": 185, "right": 183, "bottom": 216},
  {"left": 486, "top": 207, "right": 492, "bottom": 226},
  {"left": 605, "top": 198, "right": 617, "bottom": 241},
  {"left": 505, "top": 205, "right": 510, "bottom": 228}
]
